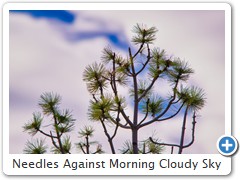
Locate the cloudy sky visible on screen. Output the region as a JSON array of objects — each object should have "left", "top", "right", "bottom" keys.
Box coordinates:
[{"left": 9, "top": 10, "right": 225, "bottom": 154}]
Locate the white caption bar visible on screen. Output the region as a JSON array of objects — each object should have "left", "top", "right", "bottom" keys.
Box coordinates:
[{"left": 4, "top": 154, "right": 231, "bottom": 175}]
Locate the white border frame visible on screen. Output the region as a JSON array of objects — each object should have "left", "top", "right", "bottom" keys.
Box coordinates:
[{"left": 2, "top": 2, "right": 232, "bottom": 176}]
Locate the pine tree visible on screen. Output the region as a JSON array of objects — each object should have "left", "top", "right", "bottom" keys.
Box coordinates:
[
  {"left": 23, "top": 24, "right": 205, "bottom": 154},
  {"left": 76, "top": 126, "right": 104, "bottom": 154},
  {"left": 23, "top": 92, "right": 75, "bottom": 154},
  {"left": 83, "top": 24, "right": 205, "bottom": 154}
]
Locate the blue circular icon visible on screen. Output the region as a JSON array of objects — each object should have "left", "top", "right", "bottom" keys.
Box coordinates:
[{"left": 217, "top": 135, "right": 238, "bottom": 156}]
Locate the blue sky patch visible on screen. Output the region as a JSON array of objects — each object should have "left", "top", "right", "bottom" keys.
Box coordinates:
[
  {"left": 10, "top": 10, "right": 130, "bottom": 50},
  {"left": 68, "top": 31, "right": 130, "bottom": 50},
  {"left": 10, "top": 10, "right": 75, "bottom": 24}
]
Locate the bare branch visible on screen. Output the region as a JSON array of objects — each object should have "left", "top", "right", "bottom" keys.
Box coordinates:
[
  {"left": 132, "top": 42, "right": 144, "bottom": 59},
  {"left": 149, "top": 111, "right": 197, "bottom": 153},
  {"left": 50, "top": 131, "right": 60, "bottom": 151},
  {"left": 100, "top": 119, "right": 116, "bottom": 154},
  {"left": 92, "top": 94, "right": 98, "bottom": 102},
  {"left": 172, "top": 97, "right": 182, "bottom": 104},
  {"left": 149, "top": 137, "right": 181, "bottom": 148},
  {"left": 182, "top": 111, "right": 197, "bottom": 149},
  {"left": 120, "top": 109, "right": 133, "bottom": 127},
  {"left": 136, "top": 44, "right": 152, "bottom": 75},
  {"left": 122, "top": 148, "right": 130, "bottom": 154},
  {"left": 78, "top": 143, "right": 86, "bottom": 154},
  {"left": 137, "top": 76, "right": 158, "bottom": 102},
  {"left": 111, "top": 112, "right": 120, "bottom": 140},
  {"left": 38, "top": 129, "right": 58, "bottom": 139},
  {"left": 108, "top": 115, "right": 131, "bottom": 129}
]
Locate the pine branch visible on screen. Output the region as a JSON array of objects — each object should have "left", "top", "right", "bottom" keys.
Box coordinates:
[
  {"left": 136, "top": 44, "right": 152, "bottom": 75},
  {"left": 139, "top": 102, "right": 185, "bottom": 128},
  {"left": 78, "top": 143, "right": 86, "bottom": 154},
  {"left": 50, "top": 131, "right": 60, "bottom": 152},
  {"left": 149, "top": 111, "right": 197, "bottom": 153},
  {"left": 144, "top": 77, "right": 180, "bottom": 119},
  {"left": 52, "top": 113, "right": 65, "bottom": 154},
  {"left": 137, "top": 98, "right": 150, "bottom": 127},
  {"left": 100, "top": 119, "right": 116, "bottom": 154},
  {"left": 38, "top": 129, "right": 58, "bottom": 139},
  {"left": 111, "top": 111, "right": 120, "bottom": 140},
  {"left": 132, "top": 42, "right": 144, "bottom": 59},
  {"left": 137, "top": 76, "right": 158, "bottom": 102}
]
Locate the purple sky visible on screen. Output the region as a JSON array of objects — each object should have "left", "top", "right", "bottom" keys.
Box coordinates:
[{"left": 9, "top": 10, "right": 225, "bottom": 154}]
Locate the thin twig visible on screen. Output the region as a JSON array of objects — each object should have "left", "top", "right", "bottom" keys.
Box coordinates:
[{"left": 149, "top": 111, "right": 197, "bottom": 153}]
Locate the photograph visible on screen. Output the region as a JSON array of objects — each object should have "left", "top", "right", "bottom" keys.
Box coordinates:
[{"left": 9, "top": 9, "right": 225, "bottom": 154}]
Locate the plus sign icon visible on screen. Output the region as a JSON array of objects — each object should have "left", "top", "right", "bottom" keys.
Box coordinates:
[{"left": 217, "top": 135, "right": 238, "bottom": 156}]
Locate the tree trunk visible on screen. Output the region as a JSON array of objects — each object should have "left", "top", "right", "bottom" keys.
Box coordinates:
[
  {"left": 178, "top": 106, "right": 189, "bottom": 154},
  {"left": 109, "top": 139, "right": 116, "bottom": 154},
  {"left": 132, "top": 128, "right": 138, "bottom": 154},
  {"left": 86, "top": 136, "right": 90, "bottom": 154},
  {"left": 100, "top": 119, "right": 116, "bottom": 154},
  {"left": 53, "top": 113, "right": 65, "bottom": 154}
]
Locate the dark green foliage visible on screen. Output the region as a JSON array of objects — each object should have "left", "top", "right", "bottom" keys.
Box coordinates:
[
  {"left": 132, "top": 24, "right": 158, "bottom": 44},
  {"left": 78, "top": 126, "right": 94, "bottom": 138},
  {"left": 167, "top": 59, "right": 194, "bottom": 83},
  {"left": 141, "top": 95, "right": 164, "bottom": 117},
  {"left": 39, "top": 92, "right": 61, "bottom": 115},
  {"left": 120, "top": 137, "right": 164, "bottom": 154},
  {"left": 23, "top": 92, "right": 75, "bottom": 154},
  {"left": 88, "top": 96, "right": 114, "bottom": 121},
  {"left": 143, "top": 137, "right": 164, "bottom": 154},
  {"left": 55, "top": 109, "right": 75, "bottom": 133},
  {"left": 178, "top": 86, "right": 206, "bottom": 111},
  {"left": 83, "top": 62, "right": 108, "bottom": 94},
  {"left": 76, "top": 126, "right": 104, "bottom": 154},
  {"left": 148, "top": 48, "right": 168, "bottom": 78},
  {"left": 52, "top": 136, "right": 72, "bottom": 154},
  {"left": 130, "top": 80, "right": 153, "bottom": 99},
  {"left": 23, "top": 139, "right": 47, "bottom": 154},
  {"left": 23, "top": 112, "right": 43, "bottom": 136}
]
